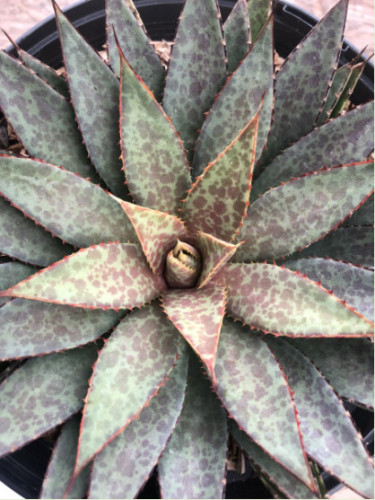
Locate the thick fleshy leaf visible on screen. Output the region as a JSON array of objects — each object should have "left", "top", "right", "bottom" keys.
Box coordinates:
[
  {"left": 0, "top": 344, "right": 97, "bottom": 457},
  {"left": 75, "top": 302, "right": 180, "bottom": 471},
  {"left": 40, "top": 415, "right": 90, "bottom": 500},
  {"left": 159, "top": 355, "right": 227, "bottom": 499},
  {"left": 0, "top": 156, "right": 136, "bottom": 248},
  {"left": 183, "top": 111, "right": 259, "bottom": 242},
  {"left": 229, "top": 421, "right": 318, "bottom": 499},
  {"left": 292, "top": 338, "right": 374, "bottom": 408},
  {"left": 55, "top": 6, "right": 127, "bottom": 199},
  {"left": 259, "top": 0, "right": 348, "bottom": 165},
  {"left": 0, "top": 299, "right": 120, "bottom": 360},
  {"left": 0, "top": 243, "right": 167, "bottom": 309},
  {"left": 223, "top": 0, "right": 250, "bottom": 74},
  {"left": 330, "top": 61, "right": 366, "bottom": 117},
  {"left": 164, "top": 240, "right": 201, "bottom": 289},
  {"left": 252, "top": 102, "right": 374, "bottom": 198},
  {"left": 162, "top": 284, "right": 226, "bottom": 379},
  {"left": 0, "top": 196, "right": 72, "bottom": 267},
  {"left": 297, "top": 226, "right": 374, "bottom": 268},
  {"left": 120, "top": 53, "right": 191, "bottom": 214},
  {"left": 0, "top": 51, "right": 97, "bottom": 181},
  {"left": 219, "top": 263, "right": 374, "bottom": 336},
  {"left": 193, "top": 19, "right": 273, "bottom": 176},
  {"left": 89, "top": 341, "right": 189, "bottom": 499},
  {"left": 120, "top": 200, "right": 188, "bottom": 275},
  {"left": 163, "top": 0, "right": 226, "bottom": 161},
  {"left": 0, "top": 262, "right": 35, "bottom": 307},
  {"left": 237, "top": 162, "right": 374, "bottom": 261},
  {"left": 347, "top": 193, "right": 374, "bottom": 226},
  {"left": 267, "top": 337, "right": 374, "bottom": 498},
  {"left": 248, "top": 0, "right": 272, "bottom": 42},
  {"left": 106, "top": 0, "right": 165, "bottom": 98},
  {"left": 285, "top": 258, "right": 374, "bottom": 321},
  {"left": 215, "top": 319, "right": 315, "bottom": 490}
]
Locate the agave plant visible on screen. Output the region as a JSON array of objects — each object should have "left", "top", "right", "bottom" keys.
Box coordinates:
[{"left": 0, "top": 0, "right": 373, "bottom": 498}]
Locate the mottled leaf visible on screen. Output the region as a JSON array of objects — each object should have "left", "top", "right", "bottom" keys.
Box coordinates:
[
  {"left": 183, "top": 110, "right": 259, "bottom": 242},
  {"left": 106, "top": 0, "right": 165, "bottom": 98},
  {"left": 0, "top": 262, "right": 35, "bottom": 306},
  {"left": 120, "top": 52, "right": 191, "bottom": 214},
  {"left": 285, "top": 258, "right": 374, "bottom": 321},
  {"left": 215, "top": 319, "right": 315, "bottom": 490},
  {"left": 55, "top": 6, "right": 127, "bottom": 199},
  {"left": 248, "top": 0, "right": 272, "bottom": 42},
  {"left": 267, "top": 337, "right": 374, "bottom": 498},
  {"left": 0, "top": 156, "right": 136, "bottom": 248},
  {"left": 89, "top": 341, "right": 189, "bottom": 499},
  {"left": 292, "top": 337, "right": 374, "bottom": 408},
  {"left": 0, "top": 344, "right": 97, "bottom": 457},
  {"left": 331, "top": 61, "right": 366, "bottom": 117},
  {"left": 0, "top": 243, "right": 167, "bottom": 309},
  {"left": 75, "top": 302, "right": 180, "bottom": 471},
  {"left": 0, "top": 299, "right": 120, "bottom": 359},
  {"left": 237, "top": 162, "right": 374, "bottom": 261},
  {"left": 218, "top": 263, "right": 373, "bottom": 336},
  {"left": 224, "top": 0, "right": 250, "bottom": 74},
  {"left": 0, "top": 196, "right": 72, "bottom": 267},
  {"left": 0, "top": 51, "right": 97, "bottom": 181},
  {"left": 163, "top": 0, "right": 226, "bottom": 161},
  {"left": 252, "top": 102, "right": 374, "bottom": 198},
  {"left": 159, "top": 354, "right": 227, "bottom": 499},
  {"left": 193, "top": 19, "right": 273, "bottom": 176},
  {"left": 347, "top": 193, "right": 374, "bottom": 226},
  {"left": 162, "top": 284, "right": 226, "bottom": 379}
]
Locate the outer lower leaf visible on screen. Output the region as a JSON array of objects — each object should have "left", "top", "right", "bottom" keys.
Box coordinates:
[
  {"left": 0, "top": 52, "right": 97, "bottom": 181},
  {"left": 292, "top": 338, "right": 374, "bottom": 408},
  {"left": 193, "top": 19, "right": 273, "bottom": 176},
  {"left": 252, "top": 102, "right": 374, "bottom": 198},
  {"left": 229, "top": 421, "right": 318, "bottom": 499},
  {"left": 0, "top": 196, "right": 72, "bottom": 267},
  {"left": 223, "top": 0, "right": 250, "bottom": 74},
  {"left": 0, "top": 156, "right": 136, "bottom": 248},
  {"left": 0, "top": 262, "right": 35, "bottom": 307},
  {"left": 120, "top": 53, "right": 191, "bottom": 214},
  {"left": 259, "top": 0, "right": 348, "bottom": 165},
  {"left": 0, "top": 343, "right": 97, "bottom": 457},
  {"left": 0, "top": 299, "right": 120, "bottom": 359},
  {"left": 158, "top": 354, "right": 227, "bottom": 500},
  {"left": 219, "top": 263, "right": 374, "bottom": 336},
  {"left": 106, "top": 0, "right": 165, "bottom": 98},
  {"left": 75, "top": 302, "right": 180, "bottom": 471},
  {"left": 248, "top": 0, "right": 272, "bottom": 42},
  {"left": 237, "top": 162, "right": 374, "bottom": 261},
  {"left": 162, "top": 284, "right": 226, "bottom": 379},
  {"left": 267, "top": 337, "right": 374, "bottom": 498},
  {"left": 285, "top": 258, "right": 374, "bottom": 321},
  {"left": 347, "top": 193, "right": 374, "bottom": 226},
  {"left": 89, "top": 341, "right": 189, "bottom": 499},
  {"left": 40, "top": 415, "right": 90, "bottom": 499},
  {"left": 183, "top": 111, "right": 259, "bottom": 242},
  {"left": 214, "top": 319, "right": 315, "bottom": 490},
  {"left": 0, "top": 243, "right": 167, "bottom": 309},
  {"left": 55, "top": 6, "right": 127, "bottom": 199},
  {"left": 163, "top": 0, "right": 226, "bottom": 161}
]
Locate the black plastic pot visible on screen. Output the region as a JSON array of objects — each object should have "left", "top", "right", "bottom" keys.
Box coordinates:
[{"left": 1, "top": 1, "right": 373, "bottom": 498}]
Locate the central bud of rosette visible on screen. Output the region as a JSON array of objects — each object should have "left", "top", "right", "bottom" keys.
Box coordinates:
[{"left": 164, "top": 240, "right": 202, "bottom": 289}]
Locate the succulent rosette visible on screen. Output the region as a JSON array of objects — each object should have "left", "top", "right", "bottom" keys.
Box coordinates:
[{"left": 0, "top": 0, "right": 373, "bottom": 498}]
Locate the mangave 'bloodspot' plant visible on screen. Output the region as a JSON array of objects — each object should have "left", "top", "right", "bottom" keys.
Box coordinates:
[{"left": 0, "top": 0, "right": 373, "bottom": 498}]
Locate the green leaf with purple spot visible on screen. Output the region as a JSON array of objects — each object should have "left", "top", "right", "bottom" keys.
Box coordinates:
[
  {"left": 75, "top": 302, "right": 180, "bottom": 472},
  {"left": 0, "top": 156, "right": 136, "bottom": 248},
  {"left": 158, "top": 354, "right": 227, "bottom": 499},
  {"left": 214, "top": 319, "right": 315, "bottom": 490},
  {"left": 267, "top": 337, "right": 374, "bottom": 498},
  {"left": 237, "top": 162, "right": 374, "bottom": 261},
  {"left": 0, "top": 343, "right": 97, "bottom": 458},
  {"left": 0, "top": 51, "right": 97, "bottom": 181},
  {"left": 224, "top": 0, "right": 250, "bottom": 74},
  {"left": 120, "top": 53, "right": 191, "bottom": 214},
  {"left": 89, "top": 341, "right": 189, "bottom": 499},
  {"left": 0, "top": 262, "right": 35, "bottom": 307},
  {"left": 183, "top": 111, "right": 259, "bottom": 242},
  {"left": 248, "top": 0, "right": 272, "bottom": 42},
  {"left": 347, "top": 193, "right": 374, "bottom": 226},
  {"left": 0, "top": 243, "right": 166, "bottom": 309},
  {"left": 219, "top": 263, "right": 374, "bottom": 336},
  {"left": 55, "top": 6, "right": 128, "bottom": 199},
  {"left": 331, "top": 61, "right": 366, "bottom": 117},
  {"left": 162, "top": 284, "right": 226, "bottom": 379}
]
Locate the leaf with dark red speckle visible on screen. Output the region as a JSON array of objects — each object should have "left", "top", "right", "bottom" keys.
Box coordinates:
[
  {"left": 224, "top": 0, "right": 250, "bottom": 74},
  {"left": 0, "top": 243, "right": 167, "bottom": 309},
  {"left": 347, "top": 193, "right": 374, "bottom": 226},
  {"left": 0, "top": 262, "right": 35, "bottom": 307},
  {"left": 248, "top": 0, "right": 272, "bottom": 42},
  {"left": 330, "top": 61, "right": 366, "bottom": 118},
  {"left": 158, "top": 354, "right": 227, "bottom": 499}
]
